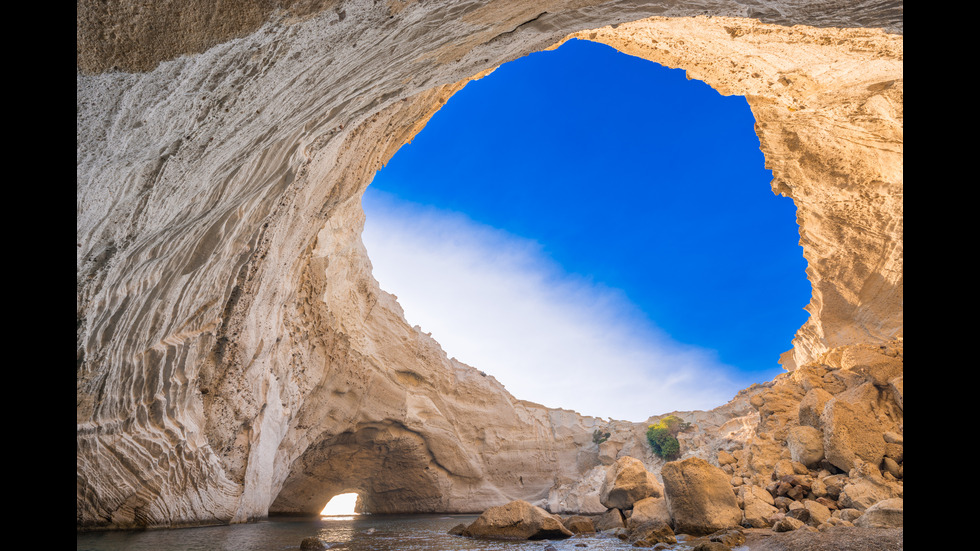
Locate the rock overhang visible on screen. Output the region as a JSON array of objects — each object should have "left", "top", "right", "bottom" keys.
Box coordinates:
[{"left": 76, "top": 0, "right": 902, "bottom": 530}]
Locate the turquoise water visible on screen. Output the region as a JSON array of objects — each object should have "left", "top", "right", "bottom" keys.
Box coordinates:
[{"left": 76, "top": 515, "right": 646, "bottom": 551}]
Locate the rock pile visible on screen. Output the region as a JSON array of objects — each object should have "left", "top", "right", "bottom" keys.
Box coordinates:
[
  {"left": 716, "top": 342, "right": 904, "bottom": 533},
  {"left": 452, "top": 343, "right": 903, "bottom": 547}
]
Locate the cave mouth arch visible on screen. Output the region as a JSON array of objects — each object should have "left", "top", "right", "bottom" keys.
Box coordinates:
[
  {"left": 74, "top": 5, "right": 901, "bottom": 530},
  {"left": 320, "top": 492, "right": 361, "bottom": 516},
  {"left": 360, "top": 37, "right": 811, "bottom": 420}
]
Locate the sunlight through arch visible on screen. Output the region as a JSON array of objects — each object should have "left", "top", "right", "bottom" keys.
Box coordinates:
[{"left": 319, "top": 492, "right": 360, "bottom": 516}]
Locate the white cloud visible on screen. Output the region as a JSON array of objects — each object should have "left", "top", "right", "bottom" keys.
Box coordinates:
[{"left": 360, "top": 189, "right": 745, "bottom": 422}]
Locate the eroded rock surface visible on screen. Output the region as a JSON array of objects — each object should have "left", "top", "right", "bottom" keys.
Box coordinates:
[{"left": 77, "top": 0, "right": 902, "bottom": 531}]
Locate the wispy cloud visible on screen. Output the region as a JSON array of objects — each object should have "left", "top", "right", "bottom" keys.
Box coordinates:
[{"left": 361, "top": 189, "right": 745, "bottom": 422}]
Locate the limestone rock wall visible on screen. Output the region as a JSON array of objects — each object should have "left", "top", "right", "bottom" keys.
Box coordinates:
[{"left": 76, "top": 0, "right": 902, "bottom": 530}]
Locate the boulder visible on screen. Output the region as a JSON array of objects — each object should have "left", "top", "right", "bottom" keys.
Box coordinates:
[
  {"left": 821, "top": 383, "right": 887, "bottom": 472},
  {"left": 447, "top": 523, "right": 468, "bottom": 536},
  {"left": 629, "top": 496, "right": 672, "bottom": 528},
  {"left": 661, "top": 457, "right": 742, "bottom": 536},
  {"left": 464, "top": 500, "right": 572, "bottom": 540},
  {"left": 717, "top": 450, "right": 737, "bottom": 466},
  {"left": 562, "top": 515, "right": 595, "bottom": 535},
  {"left": 883, "top": 431, "right": 903, "bottom": 445},
  {"left": 692, "top": 542, "right": 731, "bottom": 551},
  {"left": 629, "top": 519, "right": 677, "bottom": 546},
  {"left": 600, "top": 456, "right": 663, "bottom": 509},
  {"left": 883, "top": 442, "right": 903, "bottom": 463},
  {"left": 300, "top": 537, "right": 326, "bottom": 550},
  {"left": 787, "top": 426, "right": 825, "bottom": 468},
  {"left": 593, "top": 508, "right": 625, "bottom": 531},
  {"left": 821, "top": 474, "right": 848, "bottom": 500},
  {"left": 786, "top": 507, "right": 810, "bottom": 524},
  {"left": 605, "top": 527, "right": 629, "bottom": 540},
  {"left": 708, "top": 528, "right": 746, "bottom": 546},
  {"left": 838, "top": 463, "right": 902, "bottom": 511},
  {"left": 854, "top": 498, "right": 903, "bottom": 528},
  {"left": 772, "top": 459, "right": 796, "bottom": 480},
  {"left": 772, "top": 516, "right": 806, "bottom": 532},
  {"left": 740, "top": 485, "right": 778, "bottom": 528},
  {"left": 802, "top": 500, "right": 832, "bottom": 526},
  {"left": 882, "top": 457, "right": 901, "bottom": 478}
]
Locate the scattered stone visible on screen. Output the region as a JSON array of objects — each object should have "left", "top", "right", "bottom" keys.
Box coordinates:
[
  {"left": 300, "top": 537, "right": 326, "bottom": 551},
  {"left": 837, "top": 508, "right": 863, "bottom": 522},
  {"left": 838, "top": 463, "right": 901, "bottom": 511},
  {"left": 786, "top": 507, "right": 810, "bottom": 524},
  {"left": 718, "top": 450, "right": 737, "bottom": 466},
  {"left": 606, "top": 527, "right": 629, "bottom": 540},
  {"left": 772, "top": 516, "right": 806, "bottom": 532},
  {"left": 772, "top": 460, "right": 796, "bottom": 480},
  {"left": 692, "top": 542, "right": 731, "bottom": 551},
  {"left": 629, "top": 519, "right": 677, "bottom": 546},
  {"left": 802, "top": 500, "right": 832, "bottom": 526},
  {"left": 882, "top": 457, "right": 901, "bottom": 478},
  {"left": 662, "top": 457, "right": 742, "bottom": 536},
  {"left": 563, "top": 515, "right": 596, "bottom": 535},
  {"left": 882, "top": 431, "right": 903, "bottom": 445},
  {"left": 464, "top": 500, "right": 573, "bottom": 540},
  {"left": 740, "top": 485, "right": 778, "bottom": 528},
  {"left": 593, "top": 508, "right": 625, "bottom": 531},
  {"left": 773, "top": 496, "right": 794, "bottom": 511},
  {"left": 815, "top": 497, "right": 838, "bottom": 511},
  {"left": 708, "top": 528, "right": 746, "bottom": 546},
  {"left": 820, "top": 474, "right": 847, "bottom": 500},
  {"left": 854, "top": 498, "right": 903, "bottom": 528},
  {"left": 809, "top": 477, "right": 827, "bottom": 498},
  {"left": 883, "top": 442, "right": 903, "bottom": 463}
]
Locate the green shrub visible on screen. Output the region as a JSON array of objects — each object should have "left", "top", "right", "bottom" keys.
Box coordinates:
[
  {"left": 645, "top": 415, "right": 690, "bottom": 460},
  {"left": 592, "top": 429, "right": 611, "bottom": 446}
]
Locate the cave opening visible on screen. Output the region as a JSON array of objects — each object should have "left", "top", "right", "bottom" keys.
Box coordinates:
[
  {"left": 320, "top": 492, "right": 361, "bottom": 517},
  {"left": 360, "top": 38, "right": 810, "bottom": 421}
]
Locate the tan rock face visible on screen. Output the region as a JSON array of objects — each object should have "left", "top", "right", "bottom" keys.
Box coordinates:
[{"left": 76, "top": 0, "right": 902, "bottom": 531}]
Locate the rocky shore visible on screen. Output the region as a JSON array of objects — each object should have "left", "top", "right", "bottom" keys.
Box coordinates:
[{"left": 453, "top": 341, "right": 903, "bottom": 549}]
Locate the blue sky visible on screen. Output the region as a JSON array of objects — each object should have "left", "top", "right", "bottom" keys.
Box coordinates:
[{"left": 361, "top": 39, "right": 809, "bottom": 421}]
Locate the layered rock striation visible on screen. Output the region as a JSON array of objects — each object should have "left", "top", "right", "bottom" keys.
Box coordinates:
[{"left": 77, "top": 0, "right": 902, "bottom": 530}]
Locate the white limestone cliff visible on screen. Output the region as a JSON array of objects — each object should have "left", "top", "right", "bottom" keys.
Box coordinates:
[{"left": 76, "top": 0, "right": 902, "bottom": 530}]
